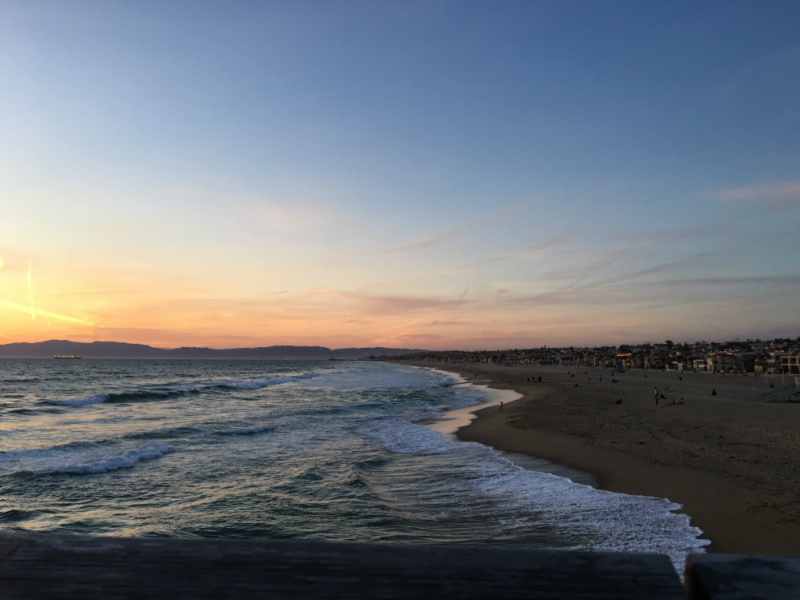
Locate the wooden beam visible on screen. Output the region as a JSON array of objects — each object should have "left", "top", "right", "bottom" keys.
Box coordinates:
[
  {"left": 0, "top": 531, "right": 685, "bottom": 599},
  {"left": 685, "top": 553, "right": 800, "bottom": 599}
]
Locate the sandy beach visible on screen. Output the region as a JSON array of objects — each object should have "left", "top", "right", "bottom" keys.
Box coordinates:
[{"left": 395, "top": 360, "right": 800, "bottom": 556}]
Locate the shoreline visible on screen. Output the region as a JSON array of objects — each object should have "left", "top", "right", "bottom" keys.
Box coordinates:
[{"left": 395, "top": 360, "right": 800, "bottom": 556}]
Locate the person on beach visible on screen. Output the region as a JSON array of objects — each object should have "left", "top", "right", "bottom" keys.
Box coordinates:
[
  {"left": 500, "top": 401, "right": 504, "bottom": 410},
  {"left": 654, "top": 388, "right": 659, "bottom": 405}
]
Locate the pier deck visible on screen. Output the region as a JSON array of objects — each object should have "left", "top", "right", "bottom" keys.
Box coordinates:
[{"left": 0, "top": 531, "right": 797, "bottom": 599}]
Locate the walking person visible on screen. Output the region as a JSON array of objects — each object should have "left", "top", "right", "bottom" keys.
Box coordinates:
[{"left": 654, "top": 387, "right": 659, "bottom": 405}]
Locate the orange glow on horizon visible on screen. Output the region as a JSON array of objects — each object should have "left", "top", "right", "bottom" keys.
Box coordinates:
[{"left": 0, "top": 242, "right": 792, "bottom": 351}]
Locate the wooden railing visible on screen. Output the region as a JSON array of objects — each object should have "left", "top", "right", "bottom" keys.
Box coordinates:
[{"left": 0, "top": 531, "right": 797, "bottom": 599}]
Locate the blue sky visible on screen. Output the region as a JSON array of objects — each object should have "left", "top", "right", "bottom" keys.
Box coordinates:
[{"left": 0, "top": 1, "right": 798, "bottom": 348}]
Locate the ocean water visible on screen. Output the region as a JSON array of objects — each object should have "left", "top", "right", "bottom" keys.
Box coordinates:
[{"left": 0, "top": 359, "right": 708, "bottom": 568}]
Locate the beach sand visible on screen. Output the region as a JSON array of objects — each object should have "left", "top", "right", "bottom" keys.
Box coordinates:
[{"left": 397, "top": 360, "right": 800, "bottom": 555}]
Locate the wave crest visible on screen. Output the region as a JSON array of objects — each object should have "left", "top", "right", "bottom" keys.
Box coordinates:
[
  {"left": 42, "top": 373, "right": 316, "bottom": 408},
  {"left": 45, "top": 394, "right": 108, "bottom": 407},
  {"left": 219, "top": 426, "right": 273, "bottom": 436},
  {"left": 6, "top": 442, "right": 168, "bottom": 476}
]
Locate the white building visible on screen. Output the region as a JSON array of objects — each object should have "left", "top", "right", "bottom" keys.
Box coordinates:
[{"left": 707, "top": 354, "right": 735, "bottom": 372}]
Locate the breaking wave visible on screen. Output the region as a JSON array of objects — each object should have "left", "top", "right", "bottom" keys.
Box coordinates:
[
  {"left": 206, "top": 373, "right": 315, "bottom": 391},
  {"left": 4, "top": 442, "right": 168, "bottom": 476},
  {"left": 361, "top": 418, "right": 709, "bottom": 570},
  {"left": 45, "top": 394, "right": 108, "bottom": 407},
  {"left": 43, "top": 373, "right": 317, "bottom": 408}
]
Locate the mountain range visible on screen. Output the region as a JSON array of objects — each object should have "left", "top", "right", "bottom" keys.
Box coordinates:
[{"left": 0, "top": 340, "right": 424, "bottom": 360}]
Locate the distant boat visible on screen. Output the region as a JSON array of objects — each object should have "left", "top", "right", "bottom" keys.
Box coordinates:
[{"left": 54, "top": 355, "right": 81, "bottom": 359}]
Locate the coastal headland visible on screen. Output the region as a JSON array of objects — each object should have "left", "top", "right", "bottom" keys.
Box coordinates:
[{"left": 391, "top": 360, "right": 800, "bottom": 556}]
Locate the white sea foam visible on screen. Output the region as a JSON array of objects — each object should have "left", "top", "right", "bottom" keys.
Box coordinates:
[
  {"left": 3, "top": 442, "right": 168, "bottom": 476},
  {"left": 362, "top": 419, "right": 709, "bottom": 570},
  {"left": 207, "top": 373, "right": 316, "bottom": 391},
  {"left": 42, "top": 373, "right": 317, "bottom": 409},
  {"left": 45, "top": 394, "right": 108, "bottom": 407},
  {"left": 213, "top": 376, "right": 296, "bottom": 390},
  {"left": 361, "top": 419, "right": 466, "bottom": 455}
]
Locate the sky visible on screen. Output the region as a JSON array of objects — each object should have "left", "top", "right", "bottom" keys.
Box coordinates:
[{"left": 0, "top": 0, "right": 799, "bottom": 350}]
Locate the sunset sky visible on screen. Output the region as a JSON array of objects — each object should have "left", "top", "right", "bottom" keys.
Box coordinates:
[{"left": 1, "top": 1, "right": 799, "bottom": 350}]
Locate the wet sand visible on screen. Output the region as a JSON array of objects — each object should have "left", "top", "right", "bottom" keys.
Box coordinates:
[{"left": 395, "top": 360, "right": 800, "bottom": 555}]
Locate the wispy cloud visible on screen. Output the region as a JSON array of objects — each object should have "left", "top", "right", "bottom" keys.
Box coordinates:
[
  {"left": 455, "top": 227, "right": 578, "bottom": 270},
  {"left": 386, "top": 201, "right": 526, "bottom": 253},
  {"left": 386, "top": 318, "right": 421, "bottom": 330},
  {"left": 511, "top": 229, "right": 578, "bottom": 260},
  {"left": 387, "top": 226, "right": 463, "bottom": 252},
  {"left": 454, "top": 284, "right": 470, "bottom": 311},
  {"left": 537, "top": 248, "right": 628, "bottom": 283},
  {"left": 245, "top": 197, "right": 334, "bottom": 231},
  {"left": 566, "top": 250, "right": 716, "bottom": 294},
  {"left": 707, "top": 181, "right": 800, "bottom": 207},
  {"left": 306, "top": 290, "right": 461, "bottom": 315},
  {"left": 485, "top": 272, "right": 800, "bottom": 313}
]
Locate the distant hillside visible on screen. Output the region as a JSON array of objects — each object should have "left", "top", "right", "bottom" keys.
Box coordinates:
[{"left": 0, "top": 340, "right": 426, "bottom": 360}]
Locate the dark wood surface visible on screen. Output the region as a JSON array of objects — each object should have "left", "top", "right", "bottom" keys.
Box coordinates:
[
  {"left": 685, "top": 553, "right": 800, "bottom": 600},
  {"left": 0, "top": 531, "right": 686, "bottom": 599}
]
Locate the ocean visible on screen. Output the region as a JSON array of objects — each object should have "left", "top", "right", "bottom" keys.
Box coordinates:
[{"left": 0, "top": 359, "right": 708, "bottom": 568}]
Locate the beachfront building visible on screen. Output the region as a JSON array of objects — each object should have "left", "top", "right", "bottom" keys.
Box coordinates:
[
  {"left": 706, "top": 353, "right": 736, "bottom": 373},
  {"left": 766, "top": 353, "right": 780, "bottom": 375},
  {"left": 383, "top": 338, "right": 799, "bottom": 374},
  {"left": 780, "top": 350, "right": 800, "bottom": 374}
]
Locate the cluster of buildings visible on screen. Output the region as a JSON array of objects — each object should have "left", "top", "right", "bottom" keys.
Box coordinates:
[{"left": 382, "top": 338, "right": 800, "bottom": 375}]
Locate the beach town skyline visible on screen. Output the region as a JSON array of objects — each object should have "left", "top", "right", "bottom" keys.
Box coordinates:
[
  {"left": 1, "top": 336, "right": 798, "bottom": 373},
  {"left": 1, "top": 1, "right": 798, "bottom": 349}
]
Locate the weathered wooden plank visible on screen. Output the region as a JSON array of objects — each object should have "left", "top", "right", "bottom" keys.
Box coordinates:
[
  {"left": 685, "top": 554, "right": 800, "bottom": 600},
  {"left": 0, "top": 531, "right": 685, "bottom": 599}
]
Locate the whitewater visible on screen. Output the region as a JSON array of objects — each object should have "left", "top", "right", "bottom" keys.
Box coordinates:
[{"left": 0, "top": 359, "right": 707, "bottom": 569}]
